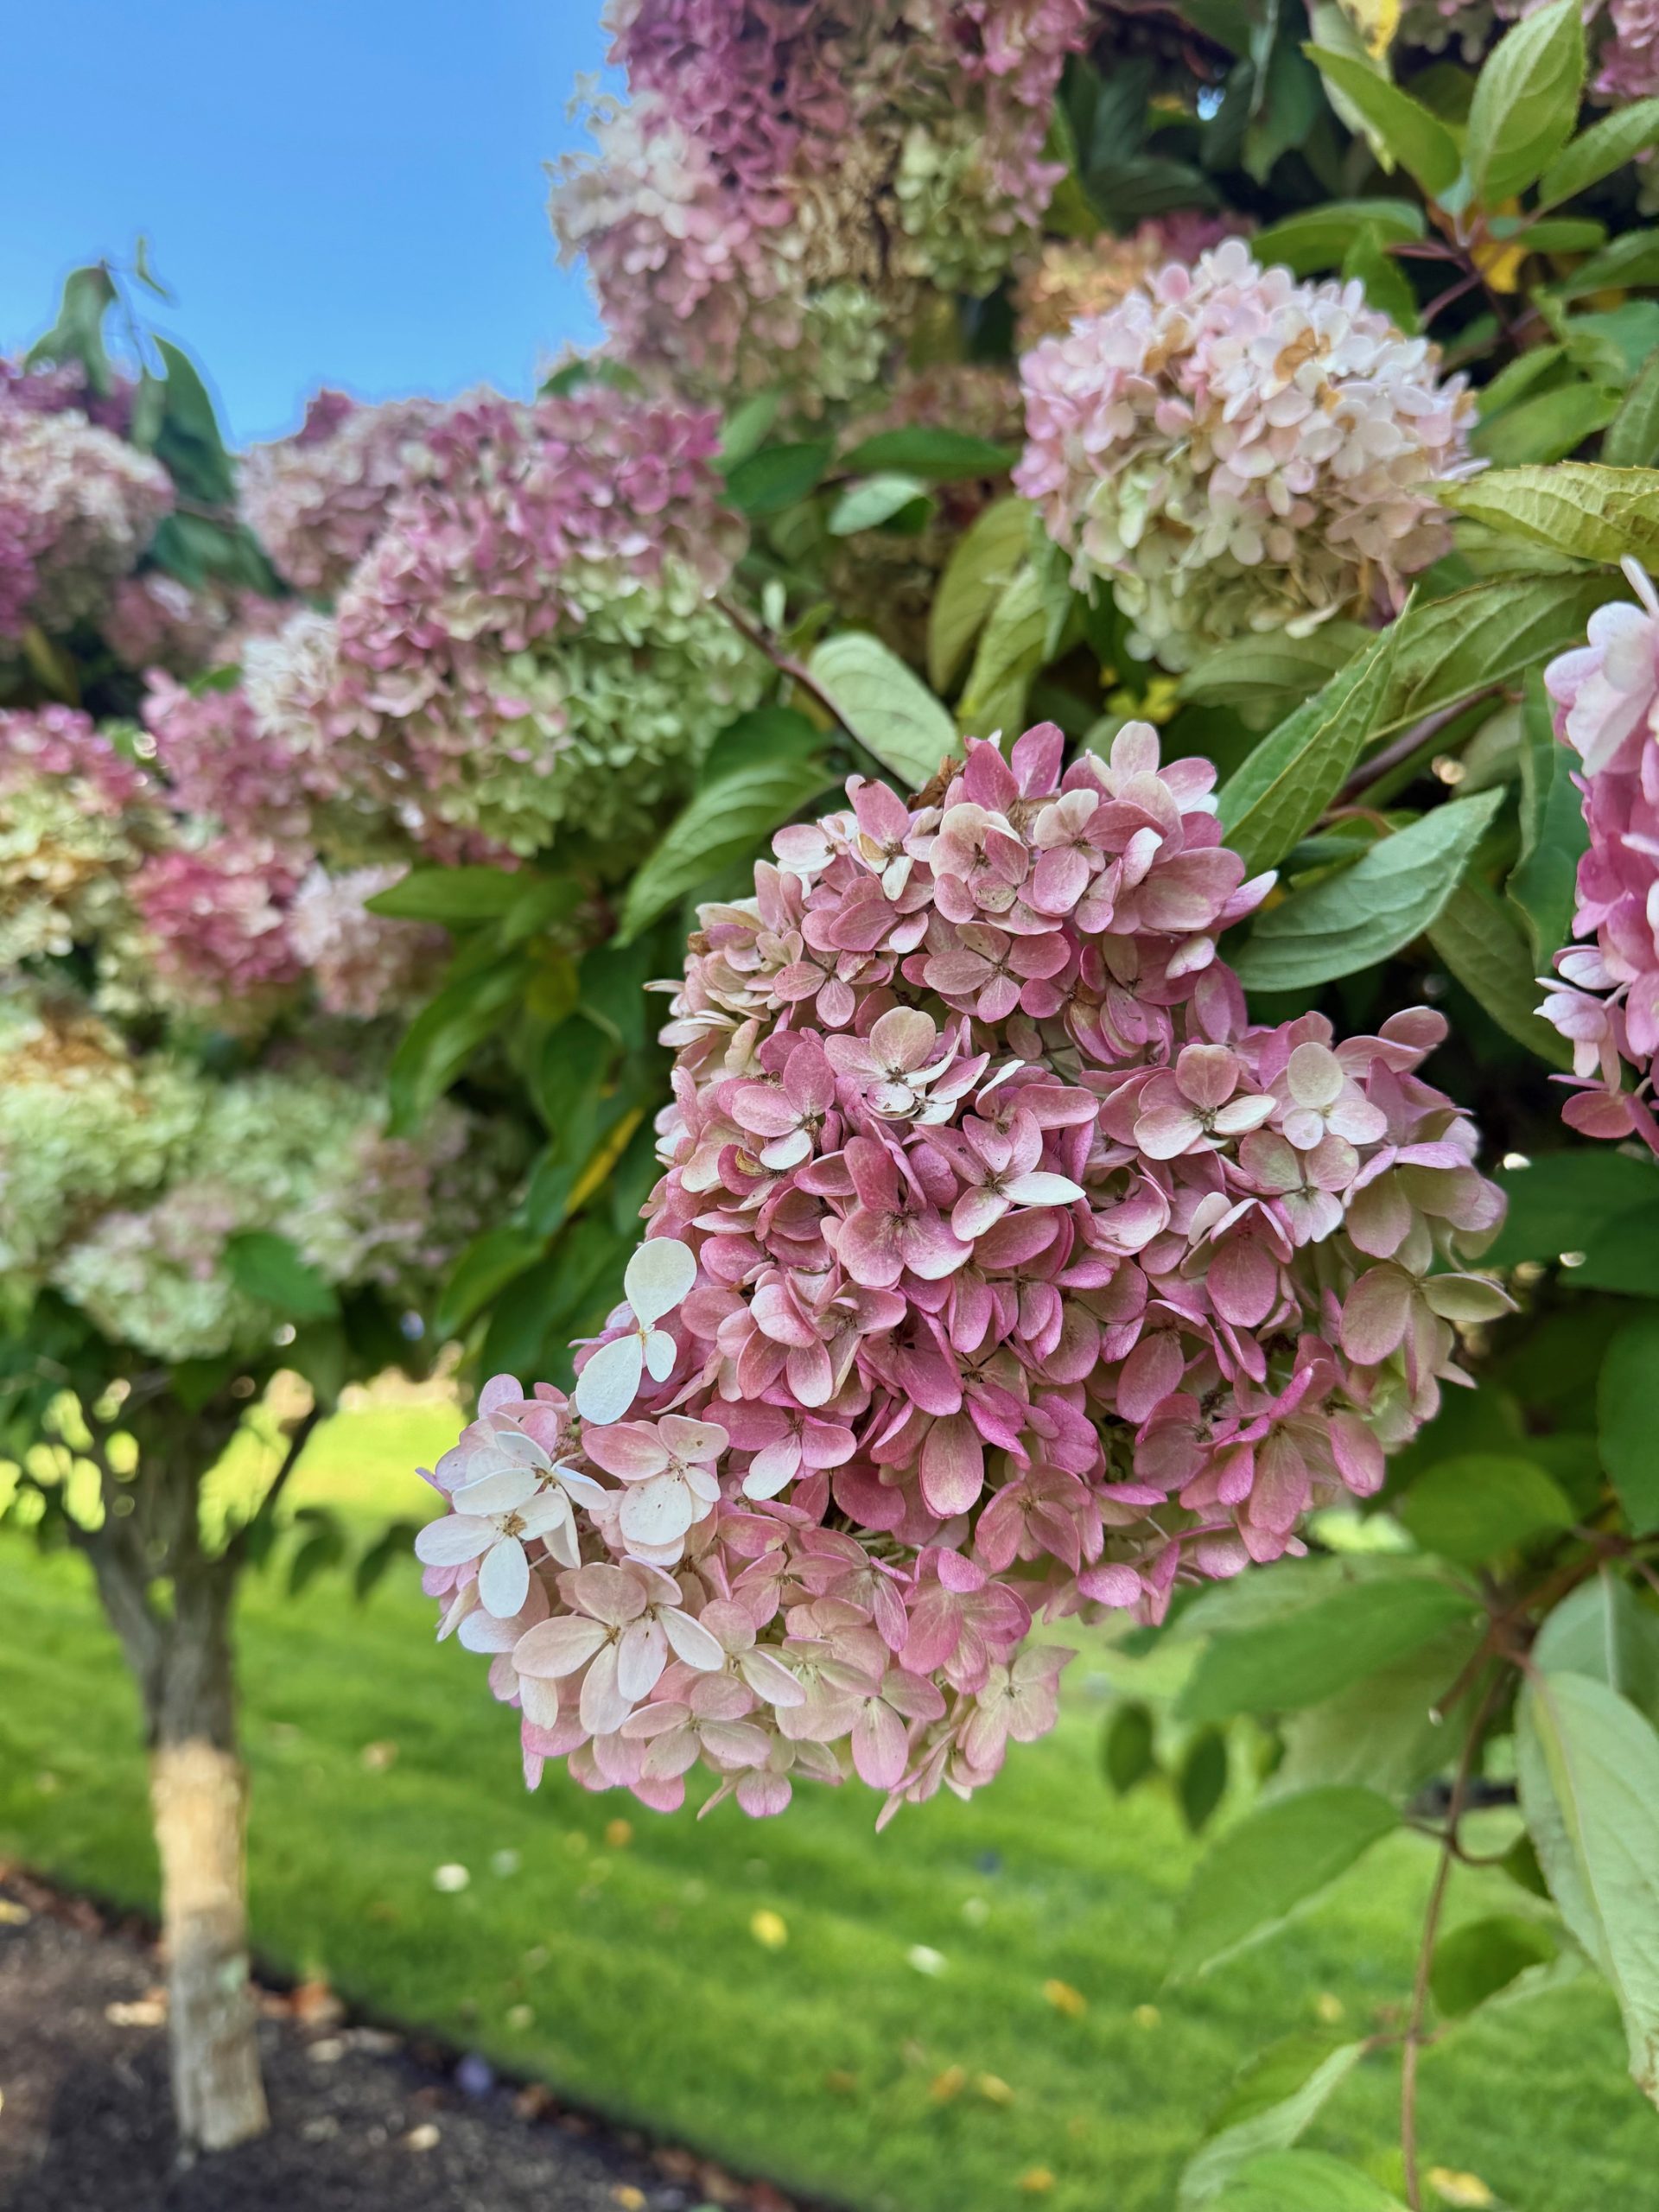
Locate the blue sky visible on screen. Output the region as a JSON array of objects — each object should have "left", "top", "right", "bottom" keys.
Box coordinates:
[{"left": 2, "top": 1, "right": 613, "bottom": 446}]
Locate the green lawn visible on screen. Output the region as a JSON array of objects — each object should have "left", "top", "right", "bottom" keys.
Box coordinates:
[{"left": 2, "top": 1403, "right": 1654, "bottom": 2212}]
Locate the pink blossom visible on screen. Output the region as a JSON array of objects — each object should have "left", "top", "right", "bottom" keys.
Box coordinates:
[{"left": 1540, "top": 562, "right": 1659, "bottom": 1150}]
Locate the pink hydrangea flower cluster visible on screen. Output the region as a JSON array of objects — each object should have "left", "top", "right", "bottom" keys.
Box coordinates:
[
  {"left": 0, "top": 381, "right": 173, "bottom": 642},
  {"left": 139, "top": 673, "right": 316, "bottom": 845},
  {"left": 416, "top": 721, "right": 1506, "bottom": 1822},
  {"left": 1597, "top": 0, "right": 1659, "bottom": 98},
  {"left": 0, "top": 702, "right": 149, "bottom": 810},
  {"left": 1539, "top": 561, "right": 1659, "bottom": 1149},
  {"left": 1014, "top": 239, "right": 1478, "bottom": 671},
  {"left": 552, "top": 0, "right": 1101, "bottom": 397},
  {"left": 255, "top": 387, "right": 757, "bottom": 855},
  {"left": 241, "top": 391, "right": 445, "bottom": 596},
  {"left": 129, "top": 839, "right": 308, "bottom": 1007}
]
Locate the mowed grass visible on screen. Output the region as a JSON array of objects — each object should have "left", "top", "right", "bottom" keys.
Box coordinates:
[{"left": 2, "top": 1403, "right": 1655, "bottom": 2212}]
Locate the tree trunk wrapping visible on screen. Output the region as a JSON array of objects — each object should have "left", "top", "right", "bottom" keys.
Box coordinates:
[{"left": 149, "top": 1737, "right": 269, "bottom": 2151}]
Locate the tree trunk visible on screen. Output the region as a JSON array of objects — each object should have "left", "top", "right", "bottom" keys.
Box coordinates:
[
  {"left": 74, "top": 1394, "right": 273, "bottom": 2152},
  {"left": 149, "top": 1734, "right": 268, "bottom": 2151}
]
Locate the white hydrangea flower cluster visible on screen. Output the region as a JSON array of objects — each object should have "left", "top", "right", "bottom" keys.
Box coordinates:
[{"left": 1015, "top": 240, "right": 1479, "bottom": 671}]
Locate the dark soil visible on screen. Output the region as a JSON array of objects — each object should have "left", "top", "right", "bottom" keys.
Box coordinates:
[{"left": 0, "top": 1868, "right": 808, "bottom": 2212}]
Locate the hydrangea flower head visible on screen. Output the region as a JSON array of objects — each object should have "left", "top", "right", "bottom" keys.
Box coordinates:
[
  {"left": 551, "top": 1, "right": 1101, "bottom": 400},
  {"left": 1014, "top": 239, "right": 1478, "bottom": 670},
  {"left": 416, "top": 721, "right": 1506, "bottom": 1821},
  {"left": 0, "top": 389, "right": 172, "bottom": 642},
  {"left": 241, "top": 392, "right": 445, "bottom": 595}
]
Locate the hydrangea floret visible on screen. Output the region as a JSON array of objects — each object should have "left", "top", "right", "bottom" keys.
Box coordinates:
[
  {"left": 416, "top": 721, "right": 1508, "bottom": 1822},
  {"left": 1014, "top": 240, "right": 1479, "bottom": 671}
]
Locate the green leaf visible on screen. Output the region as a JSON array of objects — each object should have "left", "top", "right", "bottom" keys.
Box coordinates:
[
  {"left": 1535, "top": 1573, "right": 1659, "bottom": 1722},
  {"left": 617, "top": 753, "right": 836, "bottom": 942},
  {"left": 1212, "top": 2152, "right": 1404, "bottom": 2210},
  {"left": 1232, "top": 790, "right": 1504, "bottom": 991},
  {"left": 1397, "top": 1452, "right": 1575, "bottom": 1564},
  {"left": 25, "top": 264, "right": 117, "bottom": 395},
  {"left": 1516, "top": 1669, "right": 1659, "bottom": 2101},
  {"left": 1427, "top": 880, "right": 1573, "bottom": 1067},
  {"left": 1251, "top": 200, "right": 1426, "bottom": 276},
  {"left": 1438, "top": 461, "right": 1659, "bottom": 566},
  {"left": 1510, "top": 665, "right": 1589, "bottom": 964},
  {"left": 701, "top": 703, "right": 823, "bottom": 786},
  {"left": 287, "top": 1507, "right": 347, "bottom": 1597},
  {"left": 1433, "top": 1915, "right": 1558, "bottom": 2019},
  {"left": 1218, "top": 624, "right": 1399, "bottom": 875},
  {"left": 1573, "top": 1202, "right": 1659, "bottom": 1295},
  {"left": 927, "top": 498, "right": 1032, "bottom": 694},
  {"left": 1539, "top": 97, "right": 1659, "bottom": 207},
  {"left": 365, "top": 865, "right": 518, "bottom": 925},
  {"left": 719, "top": 389, "right": 781, "bottom": 469},
  {"left": 1172, "top": 1787, "right": 1399, "bottom": 1978},
  {"left": 1343, "top": 226, "right": 1418, "bottom": 332},
  {"left": 1179, "top": 625, "right": 1372, "bottom": 718},
  {"left": 433, "top": 1226, "right": 545, "bottom": 1342},
  {"left": 1473, "top": 381, "right": 1622, "bottom": 467},
  {"left": 1379, "top": 573, "right": 1623, "bottom": 741},
  {"left": 151, "top": 339, "right": 237, "bottom": 506},
  {"left": 1178, "top": 2037, "right": 1366, "bottom": 2208},
  {"left": 827, "top": 474, "right": 933, "bottom": 536},
  {"left": 353, "top": 1519, "right": 422, "bottom": 1602},
  {"left": 387, "top": 955, "right": 528, "bottom": 1132},
  {"left": 1555, "top": 227, "right": 1659, "bottom": 300},
  {"left": 837, "top": 427, "right": 1014, "bottom": 480},
  {"left": 1605, "top": 350, "right": 1659, "bottom": 470},
  {"left": 1179, "top": 1727, "right": 1230, "bottom": 1835},
  {"left": 1103, "top": 1700, "right": 1158, "bottom": 1794},
  {"left": 1179, "top": 1572, "right": 1479, "bottom": 1723},
  {"left": 956, "top": 561, "right": 1061, "bottom": 739},
  {"left": 1466, "top": 0, "right": 1583, "bottom": 203},
  {"left": 722, "top": 440, "right": 833, "bottom": 517},
  {"left": 224, "top": 1230, "right": 339, "bottom": 1322},
  {"left": 1493, "top": 217, "right": 1607, "bottom": 253},
  {"left": 1599, "top": 1310, "right": 1659, "bottom": 1533},
  {"left": 1304, "top": 48, "right": 1461, "bottom": 196},
  {"left": 809, "top": 631, "right": 960, "bottom": 789},
  {"left": 1274, "top": 1622, "right": 1485, "bottom": 1799},
  {"left": 1487, "top": 1148, "right": 1659, "bottom": 1268}
]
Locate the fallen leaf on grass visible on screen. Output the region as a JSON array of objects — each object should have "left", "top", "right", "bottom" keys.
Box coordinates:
[
  {"left": 930, "top": 2065, "right": 967, "bottom": 2101},
  {"left": 750, "top": 1909, "right": 788, "bottom": 1950},
  {"left": 1044, "top": 1978, "right": 1086, "bottom": 2018},
  {"left": 1430, "top": 2172, "right": 1497, "bottom": 2208},
  {"left": 1020, "top": 2168, "right": 1056, "bottom": 2193},
  {"left": 975, "top": 2074, "right": 1015, "bottom": 2106}
]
